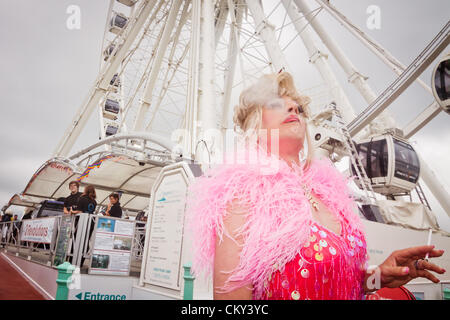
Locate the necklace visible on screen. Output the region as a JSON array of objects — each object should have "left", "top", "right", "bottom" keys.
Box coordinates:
[{"left": 301, "top": 184, "right": 319, "bottom": 211}]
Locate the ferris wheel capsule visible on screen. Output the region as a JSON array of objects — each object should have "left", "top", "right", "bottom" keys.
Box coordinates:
[
  {"left": 103, "top": 44, "right": 116, "bottom": 61},
  {"left": 103, "top": 98, "right": 120, "bottom": 120},
  {"left": 109, "top": 13, "right": 128, "bottom": 34},
  {"left": 110, "top": 73, "right": 121, "bottom": 93},
  {"left": 110, "top": 73, "right": 121, "bottom": 87},
  {"left": 351, "top": 132, "right": 420, "bottom": 196},
  {"left": 104, "top": 122, "right": 119, "bottom": 137},
  {"left": 431, "top": 53, "right": 450, "bottom": 114},
  {"left": 116, "top": 0, "right": 138, "bottom": 6}
]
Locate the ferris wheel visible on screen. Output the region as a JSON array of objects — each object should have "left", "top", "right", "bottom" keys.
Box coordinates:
[{"left": 47, "top": 0, "right": 450, "bottom": 219}]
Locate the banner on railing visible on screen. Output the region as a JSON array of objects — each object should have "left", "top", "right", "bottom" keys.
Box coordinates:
[{"left": 20, "top": 217, "right": 57, "bottom": 244}]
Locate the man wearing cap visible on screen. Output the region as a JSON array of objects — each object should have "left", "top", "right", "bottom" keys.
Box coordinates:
[{"left": 64, "top": 181, "right": 82, "bottom": 215}]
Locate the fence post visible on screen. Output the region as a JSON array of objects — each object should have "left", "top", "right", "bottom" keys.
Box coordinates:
[
  {"left": 56, "top": 262, "right": 75, "bottom": 300},
  {"left": 183, "top": 262, "right": 195, "bottom": 300}
]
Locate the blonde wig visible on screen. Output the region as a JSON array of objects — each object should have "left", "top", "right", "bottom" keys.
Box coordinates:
[{"left": 233, "top": 72, "right": 314, "bottom": 166}]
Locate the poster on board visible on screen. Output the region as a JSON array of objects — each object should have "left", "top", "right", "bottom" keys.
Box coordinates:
[
  {"left": 89, "top": 217, "right": 135, "bottom": 276},
  {"left": 53, "top": 215, "right": 72, "bottom": 266}
]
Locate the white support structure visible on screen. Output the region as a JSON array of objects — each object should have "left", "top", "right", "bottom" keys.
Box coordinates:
[
  {"left": 295, "top": 0, "right": 450, "bottom": 218},
  {"left": 420, "top": 158, "right": 450, "bottom": 218},
  {"left": 347, "top": 22, "right": 450, "bottom": 136},
  {"left": 314, "top": 0, "right": 444, "bottom": 138},
  {"left": 403, "top": 102, "right": 442, "bottom": 139},
  {"left": 183, "top": 0, "right": 201, "bottom": 158},
  {"left": 120, "top": 0, "right": 168, "bottom": 128},
  {"left": 214, "top": 0, "right": 230, "bottom": 48},
  {"left": 314, "top": 0, "right": 434, "bottom": 95},
  {"left": 246, "top": 0, "right": 291, "bottom": 73},
  {"left": 294, "top": 0, "right": 396, "bottom": 133},
  {"left": 53, "top": 0, "right": 158, "bottom": 157},
  {"left": 133, "top": 0, "right": 183, "bottom": 131},
  {"left": 195, "top": 0, "right": 218, "bottom": 164},
  {"left": 221, "top": 0, "right": 244, "bottom": 131},
  {"left": 145, "top": 1, "right": 191, "bottom": 130},
  {"left": 294, "top": 0, "right": 376, "bottom": 102},
  {"left": 281, "top": 0, "right": 355, "bottom": 123}
]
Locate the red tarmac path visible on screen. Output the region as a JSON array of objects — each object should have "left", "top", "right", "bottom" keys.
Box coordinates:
[{"left": 0, "top": 252, "right": 45, "bottom": 300}]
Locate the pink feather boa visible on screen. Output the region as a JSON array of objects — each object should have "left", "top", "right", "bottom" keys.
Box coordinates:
[{"left": 185, "top": 146, "right": 366, "bottom": 299}]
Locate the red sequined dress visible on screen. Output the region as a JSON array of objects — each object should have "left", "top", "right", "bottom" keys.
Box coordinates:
[{"left": 259, "top": 216, "right": 368, "bottom": 300}]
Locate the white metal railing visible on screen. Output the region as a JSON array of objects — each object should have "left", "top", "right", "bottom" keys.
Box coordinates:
[{"left": 0, "top": 214, "right": 147, "bottom": 273}]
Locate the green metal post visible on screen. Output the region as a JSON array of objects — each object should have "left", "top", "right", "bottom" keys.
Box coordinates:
[
  {"left": 443, "top": 288, "right": 450, "bottom": 300},
  {"left": 56, "top": 262, "right": 75, "bottom": 300},
  {"left": 183, "top": 262, "right": 195, "bottom": 300}
]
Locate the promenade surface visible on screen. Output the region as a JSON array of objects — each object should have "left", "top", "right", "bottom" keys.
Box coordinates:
[{"left": 0, "top": 252, "right": 45, "bottom": 300}]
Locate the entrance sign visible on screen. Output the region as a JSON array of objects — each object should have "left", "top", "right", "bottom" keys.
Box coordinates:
[
  {"left": 20, "top": 217, "right": 57, "bottom": 244},
  {"left": 89, "top": 217, "right": 135, "bottom": 276},
  {"left": 140, "top": 162, "right": 202, "bottom": 297}
]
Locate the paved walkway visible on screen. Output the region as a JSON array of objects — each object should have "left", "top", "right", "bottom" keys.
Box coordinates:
[{"left": 0, "top": 253, "right": 45, "bottom": 300}]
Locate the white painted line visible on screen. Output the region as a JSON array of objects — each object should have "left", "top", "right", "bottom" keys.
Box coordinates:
[{"left": 0, "top": 252, "right": 55, "bottom": 300}]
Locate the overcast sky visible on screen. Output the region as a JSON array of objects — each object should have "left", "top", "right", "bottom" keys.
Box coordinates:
[{"left": 0, "top": 0, "right": 449, "bottom": 230}]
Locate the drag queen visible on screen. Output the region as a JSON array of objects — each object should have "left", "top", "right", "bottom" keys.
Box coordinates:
[{"left": 185, "top": 72, "right": 445, "bottom": 300}]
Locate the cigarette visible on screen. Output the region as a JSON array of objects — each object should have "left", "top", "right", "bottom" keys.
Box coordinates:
[{"left": 425, "top": 229, "right": 433, "bottom": 261}]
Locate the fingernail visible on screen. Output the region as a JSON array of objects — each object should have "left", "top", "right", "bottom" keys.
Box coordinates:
[{"left": 403, "top": 267, "right": 409, "bottom": 274}]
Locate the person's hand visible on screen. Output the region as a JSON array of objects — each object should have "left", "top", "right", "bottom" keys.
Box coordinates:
[{"left": 377, "top": 245, "right": 445, "bottom": 288}]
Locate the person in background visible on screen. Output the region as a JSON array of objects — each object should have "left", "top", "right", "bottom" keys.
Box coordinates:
[
  {"left": 1, "top": 211, "right": 13, "bottom": 243},
  {"left": 105, "top": 193, "right": 122, "bottom": 218},
  {"left": 21, "top": 208, "right": 33, "bottom": 247},
  {"left": 71, "top": 185, "right": 97, "bottom": 268},
  {"left": 12, "top": 215, "right": 20, "bottom": 242},
  {"left": 135, "top": 211, "right": 147, "bottom": 256},
  {"left": 1, "top": 211, "right": 12, "bottom": 223},
  {"left": 64, "top": 181, "right": 82, "bottom": 215},
  {"left": 73, "top": 185, "right": 97, "bottom": 215}
]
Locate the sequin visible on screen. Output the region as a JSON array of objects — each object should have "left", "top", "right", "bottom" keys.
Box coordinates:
[
  {"left": 301, "top": 269, "right": 310, "bottom": 278},
  {"left": 261, "top": 221, "right": 367, "bottom": 300},
  {"left": 304, "top": 248, "right": 313, "bottom": 259},
  {"left": 315, "top": 252, "right": 324, "bottom": 261},
  {"left": 291, "top": 290, "right": 300, "bottom": 300},
  {"left": 319, "top": 230, "right": 327, "bottom": 238},
  {"left": 311, "top": 225, "right": 318, "bottom": 233}
]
